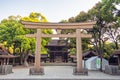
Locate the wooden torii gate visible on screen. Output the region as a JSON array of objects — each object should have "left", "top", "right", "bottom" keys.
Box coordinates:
[{"left": 21, "top": 21, "right": 96, "bottom": 75}]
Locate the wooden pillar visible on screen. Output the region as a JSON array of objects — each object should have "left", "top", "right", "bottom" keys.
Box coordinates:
[
  {"left": 118, "top": 55, "right": 120, "bottom": 67},
  {"left": 34, "top": 29, "right": 42, "bottom": 70},
  {"left": 4, "top": 58, "right": 6, "bottom": 65},
  {"left": 76, "top": 29, "right": 82, "bottom": 72},
  {"left": 7, "top": 58, "right": 9, "bottom": 65},
  {"left": 29, "top": 29, "right": 44, "bottom": 75},
  {"left": 13, "top": 58, "right": 15, "bottom": 66}
]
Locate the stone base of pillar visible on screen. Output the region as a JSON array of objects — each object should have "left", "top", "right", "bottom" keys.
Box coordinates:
[
  {"left": 29, "top": 67, "right": 44, "bottom": 75},
  {"left": 73, "top": 67, "right": 88, "bottom": 75},
  {"left": 0, "top": 65, "right": 13, "bottom": 75}
]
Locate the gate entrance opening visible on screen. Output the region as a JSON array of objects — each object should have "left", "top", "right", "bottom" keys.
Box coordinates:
[{"left": 21, "top": 21, "right": 95, "bottom": 75}]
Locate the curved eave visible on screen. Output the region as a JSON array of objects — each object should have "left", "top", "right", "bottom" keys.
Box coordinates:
[
  {"left": 113, "top": 50, "right": 120, "bottom": 55},
  {"left": 0, "top": 55, "right": 18, "bottom": 58}
]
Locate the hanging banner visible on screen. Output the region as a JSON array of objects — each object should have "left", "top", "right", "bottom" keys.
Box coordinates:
[{"left": 96, "top": 58, "right": 101, "bottom": 69}]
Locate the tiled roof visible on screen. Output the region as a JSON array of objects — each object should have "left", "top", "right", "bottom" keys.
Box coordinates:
[
  {"left": 0, "top": 47, "right": 18, "bottom": 58},
  {"left": 47, "top": 40, "right": 67, "bottom": 46},
  {"left": 113, "top": 50, "right": 120, "bottom": 55},
  {"left": 82, "top": 50, "right": 97, "bottom": 57}
]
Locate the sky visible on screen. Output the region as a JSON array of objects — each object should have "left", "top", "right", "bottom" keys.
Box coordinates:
[{"left": 0, "top": 0, "right": 101, "bottom": 22}]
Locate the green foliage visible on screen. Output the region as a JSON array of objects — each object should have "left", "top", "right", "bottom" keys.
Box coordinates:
[
  {"left": 60, "top": 12, "right": 91, "bottom": 53},
  {"left": 14, "top": 35, "right": 34, "bottom": 53},
  {"left": 103, "top": 42, "right": 115, "bottom": 59},
  {"left": 68, "top": 17, "right": 75, "bottom": 22},
  {"left": 21, "top": 12, "right": 48, "bottom": 22},
  {"left": 61, "top": 0, "right": 120, "bottom": 59},
  {"left": 15, "top": 48, "right": 20, "bottom": 54},
  {"left": 82, "top": 38, "right": 91, "bottom": 51},
  {"left": 75, "top": 11, "right": 90, "bottom": 22},
  {"left": 60, "top": 20, "right": 68, "bottom": 23},
  {"left": 0, "top": 16, "right": 25, "bottom": 46},
  {"left": 70, "top": 48, "right": 76, "bottom": 55},
  {"left": 87, "top": 0, "right": 120, "bottom": 59},
  {"left": 21, "top": 12, "right": 53, "bottom": 54},
  {"left": 0, "top": 12, "right": 53, "bottom": 55}
]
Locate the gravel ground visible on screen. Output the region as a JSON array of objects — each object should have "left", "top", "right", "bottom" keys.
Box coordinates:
[{"left": 0, "top": 66, "right": 120, "bottom": 80}]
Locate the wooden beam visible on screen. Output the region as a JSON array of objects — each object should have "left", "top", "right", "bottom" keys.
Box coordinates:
[
  {"left": 42, "top": 34, "right": 76, "bottom": 38},
  {"left": 26, "top": 34, "right": 92, "bottom": 38},
  {"left": 21, "top": 21, "right": 96, "bottom": 29},
  {"left": 81, "top": 34, "right": 92, "bottom": 38}
]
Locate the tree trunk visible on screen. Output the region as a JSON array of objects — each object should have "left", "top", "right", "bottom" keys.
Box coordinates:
[
  {"left": 20, "top": 53, "right": 23, "bottom": 65},
  {"left": 23, "top": 51, "right": 29, "bottom": 67},
  {"left": 115, "top": 41, "right": 119, "bottom": 49}
]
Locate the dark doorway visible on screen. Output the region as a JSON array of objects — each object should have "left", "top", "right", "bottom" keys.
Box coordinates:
[{"left": 45, "top": 40, "right": 69, "bottom": 63}]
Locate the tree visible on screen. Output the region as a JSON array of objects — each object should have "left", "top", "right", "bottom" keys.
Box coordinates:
[
  {"left": 21, "top": 12, "right": 53, "bottom": 66},
  {"left": 14, "top": 35, "right": 35, "bottom": 67},
  {"left": 68, "top": 17, "right": 75, "bottom": 22},
  {"left": 88, "top": 0, "right": 120, "bottom": 71},
  {"left": 75, "top": 11, "right": 90, "bottom": 22},
  {"left": 21, "top": 12, "right": 53, "bottom": 54},
  {"left": 0, "top": 15, "right": 25, "bottom": 49},
  {"left": 60, "top": 12, "right": 93, "bottom": 53},
  {"left": 0, "top": 12, "right": 53, "bottom": 67},
  {"left": 60, "top": 0, "right": 120, "bottom": 71},
  {"left": 103, "top": 42, "right": 115, "bottom": 59}
]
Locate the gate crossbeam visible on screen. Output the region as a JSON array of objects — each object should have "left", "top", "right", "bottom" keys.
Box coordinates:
[{"left": 26, "top": 34, "right": 92, "bottom": 38}]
